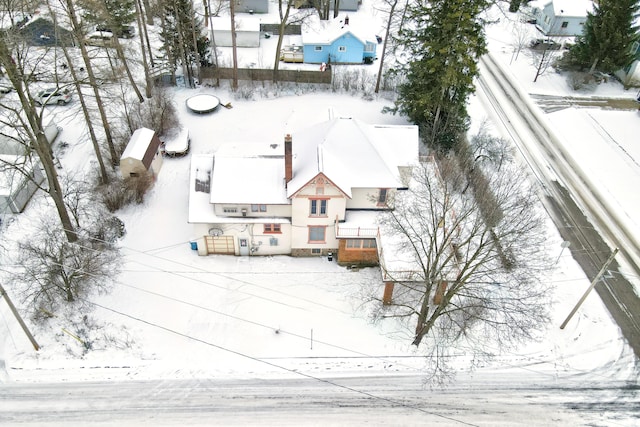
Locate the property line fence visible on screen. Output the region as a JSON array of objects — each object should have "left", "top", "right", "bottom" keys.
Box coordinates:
[{"left": 199, "top": 66, "right": 332, "bottom": 84}]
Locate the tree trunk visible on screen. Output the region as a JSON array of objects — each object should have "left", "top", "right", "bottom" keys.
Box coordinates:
[
  {"left": 141, "top": 0, "right": 154, "bottom": 24},
  {"left": 375, "top": 0, "right": 398, "bottom": 93},
  {"left": 135, "top": 0, "right": 153, "bottom": 98},
  {"left": 273, "top": 0, "right": 293, "bottom": 83},
  {"left": 0, "top": 35, "right": 78, "bottom": 243},
  {"left": 63, "top": 0, "right": 118, "bottom": 165},
  {"left": 112, "top": 34, "right": 145, "bottom": 102},
  {"left": 230, "top": 0, "right": 239, "bottom": 90}
]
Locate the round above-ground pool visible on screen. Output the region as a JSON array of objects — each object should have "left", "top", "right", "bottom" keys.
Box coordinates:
[{"left": 186, "top": 94, "right": 221, "bottom": 114}]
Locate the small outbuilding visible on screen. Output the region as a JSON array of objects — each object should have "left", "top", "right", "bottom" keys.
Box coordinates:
[
  {"left": 530, "top": 0, "right": 592, "bottom": 37},
  {"left": 120, "top": 128, "right": 163, "bottom": 179}
]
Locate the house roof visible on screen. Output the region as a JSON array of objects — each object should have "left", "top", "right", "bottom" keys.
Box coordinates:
[
  {"left": 121, "top": 127, "right": 160, "bottom": 168},
  {"left": 549, "top": 0, "right": 593, "bottom": 17},
  {"left": 210, "top": 142, "right": 289, "bottom": 205},
  {"left": 210, "top": 16, "right": 260, "bottom": 32},
  {"left": 0, "top": 155, "right": 37, "bottom": 195},
  {"left": 302, "top": 14, "right": 376, "bottom": 46},
  {"left": 286, "top": 117, "right": 418, "bottom": 198}
]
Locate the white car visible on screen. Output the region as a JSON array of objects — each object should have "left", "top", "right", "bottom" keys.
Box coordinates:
[
  {"left": 85, "top": 31, "right": 115, "bottom": 47},
  {"left": 34, "top": 88, "right": 72, "bottom": 105}
]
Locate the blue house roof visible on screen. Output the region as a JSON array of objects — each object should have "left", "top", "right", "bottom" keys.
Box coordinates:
[{"left": 302, "top": 16, "right": 378, "bottom": 64}]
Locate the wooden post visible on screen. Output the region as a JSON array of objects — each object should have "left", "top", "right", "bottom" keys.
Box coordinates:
[{"left": 383, "top": 281, "right": 395, "bottom": 305}]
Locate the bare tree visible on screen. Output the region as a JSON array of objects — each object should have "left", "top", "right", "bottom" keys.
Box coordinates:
[
  {"left": 272, "top": 0, "right": 314, "bottom": 83},
  {"left": 374, "top": 0, "right": 409, "bottom": 93},
  {"left": 10, "top": 215, "right": 120, "bottom": 317},
  {"left": 0, "top": 30, "right": 79, "bottom": 242},
  {"left": 374, "top": 141, "right": 551, "bottom": 381},
  {"left": 531, "top": 42, "right": 560, "bottom": 82},
  {"left": 56, "top": 0, "right": 119, "bottom": 164},
  {"left": 46, "top": 7, "right": 110, "bottom": 185},
  {"left": 229, "top": 0, "right": 238, "bottom": 90}
]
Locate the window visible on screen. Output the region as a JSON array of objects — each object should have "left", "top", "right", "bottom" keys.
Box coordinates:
[
  {"left": 310, "top": 199, "right": 328, "bottom": 216},
  {"left": 309, "top": 226, "right": 326, "bottom": 243},
  {"left": 223, "top": 207, "right": 238, "bottom": 213},
  {"left": 364, "top": 42, "right": 375, "bottom": 53},
  {"left": 561, "top": 21, "right": 568, "bottom": 28},
  {"left": 338, "top": 46, "right": 346, "bottom": 52},
  {"left": 269, "top": 237, "right": 279, "bottom": 246},
  {"left": 346, "top": 239, "right": 377, "bottom": 249},
  {"left": 378, "top": 189, "right": 388, "bottom": 205},
  {"left": 251, "top": 204, "right": 267, "bottom": 212},
  {"left": 311, "top": 248, "right": 321, "bottom": 254},
  {"left": 264, "top": 223, "right": 281, "bottom": 233},
  {"left": 314, "top": 46, "right": 323, "bottom": 52}
]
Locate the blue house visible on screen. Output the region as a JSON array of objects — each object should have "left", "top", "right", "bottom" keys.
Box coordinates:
[
  {"left": 302, "top": 16, "right": 377, "bottom": 64},
  {"left": 530, "top": 0, "right": 592, "bottom": 37}
]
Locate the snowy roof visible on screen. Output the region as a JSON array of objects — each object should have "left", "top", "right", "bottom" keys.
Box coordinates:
[
  {"left": 189, "top": 153, "right": 291, "bottom": 224},
  {"left": 121, "top": 127, "right": 158, "bottom": 163},
  {"left": 547, "top": 0, "right": 593, "bottom": 17},
  {"left": 286, "top": 117, "right": 418, "bottom": 198},
  {"left": 210, "top": 16, "right": 260, "bottom": 32},
  {"left": 302, "top": 14, "right": 377, "bottom": 45},
  {"left": 210, "top": 142, "right": 289, "bottom": 204}
]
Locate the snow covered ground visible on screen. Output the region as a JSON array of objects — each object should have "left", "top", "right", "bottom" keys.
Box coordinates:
[{"left": 0, "top": 2, "right": 639, "bottom": 425}]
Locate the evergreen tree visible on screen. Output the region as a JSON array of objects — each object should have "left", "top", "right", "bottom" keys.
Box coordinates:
[
  {"left": 570, "top": 0, "right": 640, "bottom": 73},
  {"left": 394, "top": 0, "right": 488, "bottom": 150},
  {"left": 160, "top": 0, "right": 209, "bottom": 87},
  {"left": 80, "top": 0, "right": 136, "bottom": 34}
]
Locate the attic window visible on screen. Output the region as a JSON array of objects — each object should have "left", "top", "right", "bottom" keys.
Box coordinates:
[
  {"left": 314, "top": 46, "right": 322, "bottom": 51},
  {"left": 338, "top": 46, "right": 347, "bottom": 52}
]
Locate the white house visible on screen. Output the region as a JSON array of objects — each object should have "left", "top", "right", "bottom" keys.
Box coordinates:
[
  {"left": 188, "top": 114, "right": 418, "bottom": 264},
  {"left": 210, "top": 16, "right": 260, "bottom": 48},
  {"left": 530, "top": 0, "right": 593, "bottom": 37}
]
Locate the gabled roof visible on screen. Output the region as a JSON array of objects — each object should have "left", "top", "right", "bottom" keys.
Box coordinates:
[
  {"left": 121, "top": 127, "right": 160, "bottom": 168},
  {"left": 547, "top": 0, "right": 593, "bottom": 17},
  {"left": 286, "top": 117, "right": 418, "bottom": 198},
  {"left": 210, "top": 142, "right": 289, "bottom": 205},
  {"left": 302, "top": 15, "right": 376, "bottom": 46}
]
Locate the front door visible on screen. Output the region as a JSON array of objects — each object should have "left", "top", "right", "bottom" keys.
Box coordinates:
[{"left": 239, "top": 238, "right": 249, "bottom": 256}]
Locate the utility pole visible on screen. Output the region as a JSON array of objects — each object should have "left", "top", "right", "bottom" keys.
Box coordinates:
[
  {"left": 560, "top": 248, "right": 619, "bottom": 330},
  {"left": 0, "top": 284, "right": 40, "bottom": 351}
]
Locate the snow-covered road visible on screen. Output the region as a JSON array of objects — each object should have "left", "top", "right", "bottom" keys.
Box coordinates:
[{"left": 1, "top": 370, "right": 638, "bottom": 426}]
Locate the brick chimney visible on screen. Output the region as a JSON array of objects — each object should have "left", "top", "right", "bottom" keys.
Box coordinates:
[{"left": 284, "top": 134, "right": 292, "bottom": 186}]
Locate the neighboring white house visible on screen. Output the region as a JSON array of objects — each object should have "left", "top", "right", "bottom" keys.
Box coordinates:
[
  {"left": 530, "top": 0, "right": 593, "bottom": 36},
  {"left": 119, "top": 127, "right": 163, "bottom": 179},
  {"left": 0, "top": 119, "right": 60, "bottom": 155},
  {"left": 0, "top": 155, "right": 46, "bottom": 214},
  {"left": 188, "top": 114, "right": 418, "bottom": 263},
  {"left": 210, "top": 16, "right": 260, "bottom": 48}
]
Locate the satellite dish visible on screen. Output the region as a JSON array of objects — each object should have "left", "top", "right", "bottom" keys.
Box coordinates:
[{"left": 208, "top": 227, "right": 223, "bottom": 236}]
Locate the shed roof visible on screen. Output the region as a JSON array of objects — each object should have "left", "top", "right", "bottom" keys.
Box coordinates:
[{"left": 121, "top": 127, "right": 160, "bottom": 168}]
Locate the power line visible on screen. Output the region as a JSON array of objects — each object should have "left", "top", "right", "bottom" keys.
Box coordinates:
[{"left": 84, "top": 297, "right": 479, "bottom": 427}]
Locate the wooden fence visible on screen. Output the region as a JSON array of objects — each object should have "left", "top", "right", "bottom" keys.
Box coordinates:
[{"left": 199, "top": 66, "right": 332, "bottom": 84}]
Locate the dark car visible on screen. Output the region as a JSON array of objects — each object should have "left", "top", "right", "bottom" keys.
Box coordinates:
[{"left": 96, "top": 24, "right": 135, "bottom": 39}]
